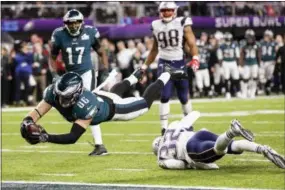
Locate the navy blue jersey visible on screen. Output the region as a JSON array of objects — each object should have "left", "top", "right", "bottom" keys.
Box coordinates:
[
  {"left": 51, "top": 25, "right": 100, "bottom": 75},
  {"left": 43, "top": 85, "right": 111, "bottom": 125}
]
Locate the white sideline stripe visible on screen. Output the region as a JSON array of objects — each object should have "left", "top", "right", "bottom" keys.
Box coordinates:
[
  {"left": 1, "top": 95, "right": 283, "bottom": 113},
  {"left": 105, "top": 168, "right": 148, "bottom": 172},
  {"left": 2, "top": 120, "right": 284, "bottom": 126},
  {"left": 235, "top": 159, "right": 269, "bottom": 162},
  {"left": 1, "top": 180, "right": 276, "bottom": 190},
  {"left": 40, "top": 173, "right": 76, "bottom": 177},
  {"left": 1, "top": 149, "right": 153, "bottom": 155},
  {"left": 2, "top": 132, "right": 284, "bottom": 137}
]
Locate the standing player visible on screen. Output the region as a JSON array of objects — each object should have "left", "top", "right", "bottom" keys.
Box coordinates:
[
  {"left": 142, "top": 2, "right": 199, "bottom": 135},
  {"left": 152, "top": 112, "right": 285, "bottom": 170},
  {"left": 217, "top": 32, "right": 241, "bottom": 99},
  {"left": 239, "top": 29, "right": 261, "bottom": 98},
  {"left": 195, "top": 34, "right": 211, "bottom": 97},
  {"left": 49, "top": 9, "right": 109, "bottom": 156},
  {"left": 259, "top": 30, "right": 276, "bottom": 95}
]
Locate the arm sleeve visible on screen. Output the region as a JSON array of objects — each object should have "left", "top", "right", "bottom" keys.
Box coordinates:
[
  {"left": 47, "top": 123, "right": 86, "bottom": 144},
  {"left": 91, "top": 27, "right": 101, "bottom": 51},
  {"left": 158, "top": 159, "right": 189, "bottom": 170}
]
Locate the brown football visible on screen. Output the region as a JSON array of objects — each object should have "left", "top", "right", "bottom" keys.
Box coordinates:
[{"left": 27, "top": 123, "right": 41, "bottom": 134}]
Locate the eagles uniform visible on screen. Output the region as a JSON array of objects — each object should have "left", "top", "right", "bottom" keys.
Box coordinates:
[
  {"left": 217, "top": 42, "right": 240, "bottom": 80},
  {"left": 195, "top": 40, "right": 210, "bottom": 96},
  {"left": 241, "top": 43, "right": 260, "bottom": 80},
  {"left": 259, "top": 40, "right": 276, "bottom": 83},
  {"left": 51, "top": 25, "right": 100, "bottom": 90},
  {"left": 152, "top": 17, "right": 192, "bottom": 128},
  {"left": 43, "top": 84, "right": 149, "bottom": 125}
]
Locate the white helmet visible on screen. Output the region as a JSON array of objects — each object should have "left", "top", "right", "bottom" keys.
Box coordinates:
[
  {"left": 152, "top": 136, "right": 162, "bottom": 156},
  {"left": 63, "top": 9, "right": 84, "bottom": 36},
  {"left": 264, "top": 29, "right": 274, "bottom": 38},
  {"left": 158, "top": 2, "right": 178, "bottom": 22}
]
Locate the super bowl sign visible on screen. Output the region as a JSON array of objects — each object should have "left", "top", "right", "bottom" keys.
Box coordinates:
[{"left": 215, "top": 16, "right": 285, "bottom": 28}]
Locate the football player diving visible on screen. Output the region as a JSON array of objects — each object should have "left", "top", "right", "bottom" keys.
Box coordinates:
[
  {"left": 152, "top": 111, "right": 285, "bottom": 170},
  {"left": 49, "top": 9, "right": 109, "bottom": 156},
  {"left": 20, "top": 65, "right": 188, "bottom": 148}
]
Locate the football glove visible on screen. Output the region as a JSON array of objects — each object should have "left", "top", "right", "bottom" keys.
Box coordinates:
[
  {"left": 187, "top": 57, "right": 200, "bottom": 72},
  {"left": 20, "top": 118, "right": 48, "bottom": 145}
]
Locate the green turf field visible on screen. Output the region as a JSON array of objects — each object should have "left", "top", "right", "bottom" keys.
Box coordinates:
[{"left": 2, "top": 97, "right": 285, "bottom": 189}]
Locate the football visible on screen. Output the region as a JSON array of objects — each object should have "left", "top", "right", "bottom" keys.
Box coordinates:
[{"left": 26, "top": 123, "right": 41, "bottom": 135}]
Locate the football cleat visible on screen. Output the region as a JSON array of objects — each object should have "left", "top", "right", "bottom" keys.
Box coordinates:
[
  {"left": 132, "top": 68, "right": 144, "bottom": 81},
  {"left": 164, "top": 64, "right": 188, "bottom": 80},
  {"left": 89, "top": 144, "right": 108, "bottom": 156},
  {"left": 262, "top": 145, "right": 285, "bottom": 169},
  {"left": 230, "top": 119, "right": 254, "bottom": 142}
]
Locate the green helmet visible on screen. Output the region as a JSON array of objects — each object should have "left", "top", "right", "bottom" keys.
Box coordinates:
[{"left": 54, "top": 72, "right": 83, "bottom": 108}]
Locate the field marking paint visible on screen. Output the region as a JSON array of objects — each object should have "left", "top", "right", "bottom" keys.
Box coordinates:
[
  {"left": 235, "top": 159, "right": 269, "bottom": 162},
  {"left": 40, "top": 173, "right": 76, "bottom": 177},
  {"left": 105, "top": 168, "right": 149, "bottom": 172},
  {"left": 120, "top": 139, "right": 150, "bottom": 142},
  {"left": 1, "top": 180, "right": 277, "bottom": 190},
  {"left": 2, "top": 95, "right": 283, "bottom": 113},
  {"left": 2, "top": 149, "right": 153, "bottom": 155},
  {"left": 20, "top": 146, "right": 48, "bottom": 149}
]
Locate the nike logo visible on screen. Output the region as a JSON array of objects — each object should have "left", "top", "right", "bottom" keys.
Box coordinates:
[{"left": 87, "top": 105, "right": 93, "bottom": 111}]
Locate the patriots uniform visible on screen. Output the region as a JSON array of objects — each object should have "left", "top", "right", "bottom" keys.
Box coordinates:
[{"left": 51, "top": 25, "right": 100, "bottom": 75}]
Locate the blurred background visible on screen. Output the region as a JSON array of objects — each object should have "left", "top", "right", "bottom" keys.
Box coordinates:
[{"left": 1, "top": 1, "right": 285, "bottom": 107}]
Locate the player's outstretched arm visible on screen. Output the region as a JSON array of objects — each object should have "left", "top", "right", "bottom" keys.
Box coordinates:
[
  {"left": 143, "top": 35, "right": 158, "bottom": 67},
  {"left": 46, "top": 119, "right": 91, "bottom": 144},
  {"left": 158, "top": 159, "right": 192, "bottom": 170},
  {"left": 25, "top": 100, "right": 52, "bottom": 123}
]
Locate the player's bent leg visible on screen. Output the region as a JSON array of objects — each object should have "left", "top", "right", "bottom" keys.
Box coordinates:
[{"left": 187, "top": 131, "right": 224, "bottom": 163}]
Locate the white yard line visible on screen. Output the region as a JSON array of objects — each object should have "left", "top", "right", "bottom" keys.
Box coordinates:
[
  {"left": 39, "top": 173, "right": 76, "bottom": 177},
  {"left": 120, "top": 139, "right": 150, "bottom": 142},
  {"left": 235, "top": 159, "right": 269, "bottom": 162},
  {"left": 105, "top": 168, "right": 148, "bottom": 172},
  {"left": 1, "top": 180, "right": 277, "bottom": 190}
]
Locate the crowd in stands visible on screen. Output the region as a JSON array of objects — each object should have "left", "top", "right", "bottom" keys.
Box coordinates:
[
  {"left": 1, "top": 30, "right": 285, "bottom": 108},
  {"left": 2, "top": 1, "right": 285, "bottom": 20}
]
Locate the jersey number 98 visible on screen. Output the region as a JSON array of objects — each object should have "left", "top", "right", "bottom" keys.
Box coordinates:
[{"left": 157, "top": 29, "right": 179, "bottom": 48}]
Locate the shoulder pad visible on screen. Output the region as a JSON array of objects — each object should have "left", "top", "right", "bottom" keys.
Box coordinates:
[
  {"left": 43, "top": 85, "right": 55, "bottom": 104},
  {"left": 180, "top": 17, "right": 192, "bottom": 27},
  {"left": 85, "top": 25, "right": 100, "bottom": 38},
  {"left": 73, "top": 91, "right": 99, "bottom": 120}
]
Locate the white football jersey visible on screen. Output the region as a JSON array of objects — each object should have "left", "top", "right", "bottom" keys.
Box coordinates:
[{"left": 152, "top": 17, "right": 193, "bottom": 61}]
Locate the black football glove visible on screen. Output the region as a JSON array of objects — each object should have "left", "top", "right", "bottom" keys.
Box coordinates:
[{"left": 20, "top": 117, "right": 49, "bottom": 145}]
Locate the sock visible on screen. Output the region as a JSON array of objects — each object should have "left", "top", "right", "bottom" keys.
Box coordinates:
[
  {"left": 181, "top": 101, "right": 192, "bottom": 116},
  {"left": 251, "top": 79, "right": 257, "bottom": 97},
  {"left": 90, "top": 125, "right": 103, "bottom": 145},
  {"left": 160, "top": 102, "right": 170, "bottom": 129},
  {"left": 158, "top": 72, "right": 171, "bottom": 85},
  {"left": 241, "top": 81, "right": 248, "bottom": 97},
  {"left": 125, "top": 74, "right": 138, "bottom": 86},
  {"left": 230, "top": 140, "right": 264, "bottom": 153},
  {"left": 214, "top": 132, "right": 233, "bottom": 155}
]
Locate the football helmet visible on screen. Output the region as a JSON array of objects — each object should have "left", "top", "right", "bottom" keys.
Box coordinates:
[
  {"left": 264, "top": 29, "right": 274, "bottom": 41},
  {"left": 152, "top": 136, "right": 162, "bottom": 156},
  {"left": 245, "top": 29, "right": 255, "bottom": 44},
  {"left": 54, "top": 72, "right": 83, "bottom": 108},
  {"left": 224, "top": 32, "right": 233, "bottom": 43},
  {"left": 63, "top": 9, "right": 84, "bottom": 36},
  {"left": 158, "top": 2, "right": 178, "bottom": 22}
]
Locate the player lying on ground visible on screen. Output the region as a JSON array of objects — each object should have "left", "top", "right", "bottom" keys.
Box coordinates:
[
  {"left": 152, "top": 111, "right": 285, "bottom": 169},
  {"left": 20, "top": 65, "right": 188, "bottom": 146}
]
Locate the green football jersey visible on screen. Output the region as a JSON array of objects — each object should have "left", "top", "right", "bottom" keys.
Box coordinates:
[
  {"left": 218, "top": 42, "right": 239, "bottom": 62},
  {"left": 197, "top": 42, "right": 210, "bottom": 70},
  {"left": 51, "top": 25, "right": 100, "bottom": 75},
  {"left": 43, "top": 85, "right": 111, "bottom": 125},
  {"left": 260, "top": 40, "right": 276, "bottom": 62},
  {"left": 242, "top": 43, "right": 259, "bottom": 65}
]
